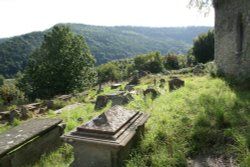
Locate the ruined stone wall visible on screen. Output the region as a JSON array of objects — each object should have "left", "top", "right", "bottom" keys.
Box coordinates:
[{"left": 215, "top": 0, "right": 250, "bottom": 78}]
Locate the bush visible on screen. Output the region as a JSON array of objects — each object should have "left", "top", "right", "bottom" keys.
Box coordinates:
[
  {"left": 163, "top": 53, "right": 180, "bottom": 70},
  {"left": 192, "top": 30, "right": 214, "bottom": 63},
  {"left": 134, "top": 52, "right": 164, "bottom": 73},
  {"left": 97, "top": 63, "right": 122, "bottom": 82},
  {"left": 0, "top": 82, "right": 25, "bottom": 105}
]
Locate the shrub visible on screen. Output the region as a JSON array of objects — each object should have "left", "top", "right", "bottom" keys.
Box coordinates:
[
  {"left": 0, "top": 82, "right": 25, "bottom": 105},
  {"left": 163, "top": 53, "right": 180, "bottom": 70}
]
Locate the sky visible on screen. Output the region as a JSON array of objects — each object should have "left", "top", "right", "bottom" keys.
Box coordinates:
[{"left": 0, "top": 0, "right": 214, "bottom": 38}]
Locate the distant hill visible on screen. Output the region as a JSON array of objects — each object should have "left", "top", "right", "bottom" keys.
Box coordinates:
[
  {"left": 0, "top": 38, "right": 8, "bottom": 44},
  {"left": 0, "top": 23, "right": 211, "bottom": 77}
]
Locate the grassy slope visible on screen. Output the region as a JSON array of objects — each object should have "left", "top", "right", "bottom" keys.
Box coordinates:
[{"left": 20, "top": 75, "right": 250, "bottom": 166}]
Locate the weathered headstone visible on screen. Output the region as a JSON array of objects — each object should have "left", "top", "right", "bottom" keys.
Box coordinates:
[
  {"left": 138, "top": 70, "right": 149, "bottom": 78},
  {"left": 125, "top": 85, "right": 135, "bottom": 92},
  {"left": 96, "top": 83, "right": 104, "bottom": 94},
  {"left": 153, "top": 78, "right": 157, "bottom": 86},
  {"left": 193, "top": 63, "right": 205, "bottom": 75},
  {"left": 62, "top": 106, "right": 149, "bottom": 167},
  {"left": 159, "top": 78, "right": 166, "bottom": 88},
  {"left": 128, "top": 76, "right": 140, "bottom": 85},
  {"left": 44, "top": 100, "right": 54, "bottom": 109},
  {"left": 0, "top": 111, "right": 10, "bottom": 121},
  {"left": 106, "top": 91, "right": 132, "bottom": 106},
  {"left": 22, "top": 103, "right": 41, "bottom": 112},
  {"left": 56, "top": 94, "right": 72, "bottom": 101},
  {"left": 160, "top": 78, "right": 166, "bottom": 83},
  {"left": 143, "top": 88, "right": 159, "bottom": 99},
  {"left": 111, "top": 93, "right": 133, "bottom": 106},
  {"left": 95, "top": 95, "right": 109, "bottom": 110},
  {"left": 20, "top": 107, "right": 30, "bottom": 119},
  {"left": 0, "top": 110, "right": 20, "bottom": 122},
  {"left": 168, "top": 77, "right": 185, "bottom": 91}
]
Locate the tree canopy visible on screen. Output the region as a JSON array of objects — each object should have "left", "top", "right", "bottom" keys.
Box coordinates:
[
  {"left": 134, "top": 52, "right": 164, "bottom": 73},
  {"left": 20, "top": 25, "right": 96, "bottom": 99},
  {"left": 192, "top": 30, "right": 214, "bottom": 63},
  {"left": 189, "top": 0, "right": 213, "bottom": 15}
]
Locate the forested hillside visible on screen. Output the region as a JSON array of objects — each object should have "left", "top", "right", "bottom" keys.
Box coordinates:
[
  {"left": 0, "top": 24, "right": 211, "bottom": 77},
  {"left": 0, "top": 38, "right": 8, "bottom": 44}
]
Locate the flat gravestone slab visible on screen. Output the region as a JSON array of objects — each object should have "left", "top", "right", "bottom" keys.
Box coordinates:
[
  {"left": 111, "top": 84, "right": 122, "bottom": 89},
  {"left": 106, "top": 91, "right": 125, "bottom": 98},
  {"left": 77, "top": 106, "right": 139, "bottom": 135},
  {"left": 0, "top": 118, "right": 62, "bottom": 157}
]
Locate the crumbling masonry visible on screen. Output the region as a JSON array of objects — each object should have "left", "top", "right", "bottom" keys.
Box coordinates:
[{"left": 214, "top": 0, "right": 250, "bottom": 78}]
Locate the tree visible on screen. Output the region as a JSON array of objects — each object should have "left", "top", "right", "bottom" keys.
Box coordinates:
[
  {"left": 192, "top": 30, "right": 214, "bottom": 63},
  {"left": 189, "top": 0, "right": 213, "bottom": 14},
  {"left": 0, "top": 75, "right": 4, "bottom": 87},
  {"left": 21, "top": 25, "right": 96, "bottom": 99},
  {"left": 0, "top": 81, "right": 25, "bottom": 105},
  {"left": 97, "top": 63, "right": 121, "bottom": 83},
  {"left": 163, "top": 53, "right": 179, "bottom": 70},
  {"left": 134, "top": 52, "right": 164, "bottom": 73}
]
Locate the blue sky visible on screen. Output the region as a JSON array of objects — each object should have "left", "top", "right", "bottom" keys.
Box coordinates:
[{"left": 0, "top": 0, "right": 214, "bottom": 38}]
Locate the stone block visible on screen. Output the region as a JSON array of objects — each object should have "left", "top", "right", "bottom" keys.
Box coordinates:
[
  {"left": 111, "top": 84, "right": 122, "bottom": 89},
  {"left": 56, "top": 94, "right": 72, "bottom": 101},
  {"left": 0, "top": 118, "right": 64, "bottom": 167},
  {"left": 125, "top": 85, "right": 135, "bottom": 92},
  {"left": 95, "top": 95, "right": 109, "bottom": 110},
  {"left": 143, "top": 88, "right": 160, "bottom": 99},
  {"left": 168, "top": 77, "right": 185, "bottom": 91},
  {"left": 62, "top": 106, "right": 149, "bottom": 167}
]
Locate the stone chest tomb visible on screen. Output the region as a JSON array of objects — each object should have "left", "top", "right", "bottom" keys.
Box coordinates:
[
  {"left": 0, "top": 118, "right": 64, "bottom": 167},
  {"left": 62, "top": 106, "right": 149, "bottom": 167}
]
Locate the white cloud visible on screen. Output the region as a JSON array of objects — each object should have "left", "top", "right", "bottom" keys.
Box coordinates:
[{"left": 0, "top": 0, "right": 214, "bottom": 38}]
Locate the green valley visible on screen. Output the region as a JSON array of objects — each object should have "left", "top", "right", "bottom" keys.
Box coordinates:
[{"left": 0, "top": 24, "right": 211, "bottom": 77}]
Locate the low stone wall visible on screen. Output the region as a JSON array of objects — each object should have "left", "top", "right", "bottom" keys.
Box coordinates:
[{"left": 0, "top": 118, "right": 64, "bottom": 167}]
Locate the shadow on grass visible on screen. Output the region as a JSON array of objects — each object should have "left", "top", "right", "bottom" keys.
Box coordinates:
[{"left": 190, "top": 78, "right": 250, "bottom": 165}]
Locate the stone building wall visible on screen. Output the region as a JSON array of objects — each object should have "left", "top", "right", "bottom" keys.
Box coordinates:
[{"left": 214, "top": 0, "right": 250, "bottom": 78}]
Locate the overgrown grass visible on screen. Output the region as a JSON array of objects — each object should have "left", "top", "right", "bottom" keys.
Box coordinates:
[
  {"left": 3, "top": 75, "right": 250, "bottom": 166},
  {"left": 125, "top": 75, "right": 250, "bottom": 166}
]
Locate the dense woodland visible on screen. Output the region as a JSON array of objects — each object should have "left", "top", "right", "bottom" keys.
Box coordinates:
[{"left": 0, "top": 24, "right": 211, "bottom": 77}]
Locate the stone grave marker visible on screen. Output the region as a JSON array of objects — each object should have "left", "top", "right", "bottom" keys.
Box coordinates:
[
  {"left": 125, "top": 84, "right": 135, "bottom": 92},
  {"left": 143, "top": 88, "right": 160, "bottom": 99},
  {"left": 159, "top": 78, "right": 166, "bottom": 88},
  {"left": 106, "top": 91, "right": 133, "bottom": 106},
  {"left": 56, "top": 94, "right": 72, "bottom": 101},
  {"left": 0, "top": 118, "right": 64, "bottom": 167},
  {"left": 168, "top": 77, "right": 185, "bottom": 91},
  {"left": 111, "top": 83, "right": 122, "bottom": 89},
  {"left": 193, "top": 63, "right": 205, "bottom": 75},
  {"left": 62, "top": 106, "right": 149, "bottom": 167},
  {"left": 96, "top": 83, "right": 104, "bottom": 94},
  {"left": 128, "top": 76, "right": 140, "bottom": 85},
  {"left": 95, "top": 95, "right": 109, "bottom": 110}
]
